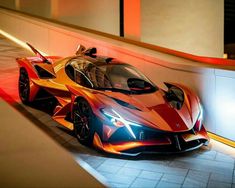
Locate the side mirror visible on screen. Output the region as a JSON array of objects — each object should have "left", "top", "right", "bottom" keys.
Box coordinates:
[{"left": 165, "top": 86, "right": 184, "bottom": 110}]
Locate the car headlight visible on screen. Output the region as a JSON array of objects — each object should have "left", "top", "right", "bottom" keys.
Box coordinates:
[
  {"left": 196, "top": 103, "right": 203, "bottom": 130},
  {"left": 198, "top": 103, "right": 203, "bottom": 121},
  {"left": 101, "top": 108, "right": 141, "bottom": 139}
]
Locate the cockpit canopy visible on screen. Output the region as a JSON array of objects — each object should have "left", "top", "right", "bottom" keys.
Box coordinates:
[{"left": 65, "top": 57, "right": 157, "bottom": 94}]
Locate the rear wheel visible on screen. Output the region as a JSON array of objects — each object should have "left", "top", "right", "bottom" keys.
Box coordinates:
[
  {"left": 73, "top": 98, "right": 95, "bottom": 145},
  {"left": 19, "top": 68, "right": 30, "bottom": 104}
]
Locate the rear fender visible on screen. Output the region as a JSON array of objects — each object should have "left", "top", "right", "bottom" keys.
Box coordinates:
[
  {"left": 18, "top": 63, "right": 40, "bottom": 102},
  {"left": 16, "top": 58, "right": 39, "bottom": 79}
]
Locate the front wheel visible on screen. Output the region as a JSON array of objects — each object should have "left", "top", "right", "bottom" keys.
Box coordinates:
[
  {"left": 73, "top": 98, "right": 95, "bottom": 145},
  {"left": 19, "top": 68, "right": 30, "bottom": 104}
]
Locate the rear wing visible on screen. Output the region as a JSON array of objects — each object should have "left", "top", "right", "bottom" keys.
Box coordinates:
[{"left": 26, "top": 43, "right": 51, "bottom": 64}]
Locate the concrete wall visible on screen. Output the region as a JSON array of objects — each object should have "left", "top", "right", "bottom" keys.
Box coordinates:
[
  {"left": 54, "top": 0, "right": 120, "bottom": 36},
  {"left": 0, "top": 0, "right": 16, "bottom": 9},
  {"left": 0, "top": 8, "right": 235, "bottom": 141},
  {"left": 0, "top": 0, "right": 120, "bottom": 36},
  {"left": 0, "top": 99, "right": 106, "bottom": 187},
  {"left": 18, "top": 0, "right": 51, "bottom": 18},
  {"left": 0, "top": 0, "right": 224, "bottom": 58},
  {"left": 141, "top": 0, "right": 224, "bottom": 58}
]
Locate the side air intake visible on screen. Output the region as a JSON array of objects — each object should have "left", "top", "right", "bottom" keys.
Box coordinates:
[{"left": 34, "top": 65, "right": 55, "bottom": 79}]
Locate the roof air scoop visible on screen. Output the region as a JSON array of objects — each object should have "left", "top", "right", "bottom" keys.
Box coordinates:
[
  {"left": 76, "top": 44, "right": 86, "bottom": 56},
  {"left": 75, "top": 44, "right": 97, "bottom": 58},
  {"left": 84, "top": 47, "right": 97, "bottom": 58},
  {"left": 75, "top": 44, "right": 111, "bottom": 62}
]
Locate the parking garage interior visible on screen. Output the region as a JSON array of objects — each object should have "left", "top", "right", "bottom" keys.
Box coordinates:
[{"left": 0, "top": 1, "right": 235, "bottom": 188}]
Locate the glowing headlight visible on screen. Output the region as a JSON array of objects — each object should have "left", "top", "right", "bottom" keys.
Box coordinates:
[
  {"left": 196, "top": 103, "right": 203, "bottom": 130},
  {"left": 101, "top": 108, "right": 141, "bottom": 139},
  {"left": 198, "top": 103, "right": 203, "bottom": 121}
]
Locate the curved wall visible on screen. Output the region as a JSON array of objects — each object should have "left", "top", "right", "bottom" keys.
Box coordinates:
[
  {"left": 141, "top": 0, "right": 224, "bottom": 57},
  {"left": 0, "top": 0, "right": 224, "bottom": 58},
  {"left": 0, "top": 8, "right": 235, "bottom": 141}
]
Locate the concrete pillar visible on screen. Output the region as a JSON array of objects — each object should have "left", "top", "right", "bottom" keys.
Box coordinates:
[{"left": 124, "top": 0, "right": 141, "bottom": 40}]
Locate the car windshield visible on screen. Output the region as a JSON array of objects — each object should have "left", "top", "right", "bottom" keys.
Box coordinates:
[{"left": 67, "top": 59, "right": 157, "bottom": 94}]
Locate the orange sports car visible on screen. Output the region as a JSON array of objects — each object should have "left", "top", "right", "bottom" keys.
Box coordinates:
[{"left": 17, "top": 43, "right": 209, "bottom": 155}]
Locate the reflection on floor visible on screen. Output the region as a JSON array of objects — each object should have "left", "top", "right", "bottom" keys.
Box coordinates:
[{"left": 0, "top": 34, "right": 235, "bottom": 188}]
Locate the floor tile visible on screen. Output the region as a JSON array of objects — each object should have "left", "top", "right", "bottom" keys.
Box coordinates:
[
  {"left": 186, "top": 169, "right": 210, "bottom": 183},
  {"left": 100, "top": 172, "right": 135, "bottom": 186},
  {"left": 109, "top": 182, "right": 129, "bottom": 188},
  {"left": 182, "top": 182, "right": 207, "bottom": 188},
  {"left": 170, "top": 157, "right": 233, "bottom": 175},
  {"left": 117, "top": 167, "right": 141, "bottom": 177},
  {"left": 156, "top": 181, "right": 181, "bottom": 188},
  {"left": 210, "top": 172, "right": 233, "bottom": 183},
  {"left": 207, "top": 181, "right": 231, "bottom": 188},
  {"left": 215, "top": 152, "right": 235, "bottom": 164},
  {"left": 138, "top": 170, "right": 163, "bottom": 180},
  {"left": 181, "top": 169, "right": 209, "bottom": 188},
  {"left": 125, "top": 161, "right": 188, "bottom": 176},
  {"left": 130, "top": 178, "right": 158, "bottom": 188},
  {"left": 101, "top": 158, "right": 127, "bottom": 167},
  {"left": 161, "top": 174, "right": 185, "bottom": 184},
  {"left": 97, "top": 163, "right": 122, "bottom": 174}
]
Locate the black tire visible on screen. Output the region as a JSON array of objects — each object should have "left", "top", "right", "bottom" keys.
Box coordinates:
[
  {"left": 19, "top": 68, "right": 30, "bottom": 104},
  {"left": 73, "top": 98, "right": 95, "bottom": 145}
]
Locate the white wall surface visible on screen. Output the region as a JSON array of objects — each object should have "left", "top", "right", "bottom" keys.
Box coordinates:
[
  {"left": 0, "top": 8, "right": 235, "bottom": 141},
  {"left": 0, "top": 0, "right": 16, "bottom": 9},
  {"left": 54, "top": 0, "right": 120, "bottom": 36},
  {"left": 141, "top": 0, "right": 224, "bottom": 58},
  {"left": 0, "top": 0, "right": 120, "bottom": 36},
  {"left": 18, "top": 0, "right": 51, "bottom": 18},
  {"left": 0, "top": 0, "right": 224, "bottom": 58}
]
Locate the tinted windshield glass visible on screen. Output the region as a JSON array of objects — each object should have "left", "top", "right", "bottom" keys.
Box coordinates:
[{"left": 66, "top": 58, "right": 157, "bottom": 94}]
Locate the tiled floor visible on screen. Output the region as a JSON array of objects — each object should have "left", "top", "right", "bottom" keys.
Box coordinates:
[{"left": 0, "top": 34, "right": 235, "bottom": 188}]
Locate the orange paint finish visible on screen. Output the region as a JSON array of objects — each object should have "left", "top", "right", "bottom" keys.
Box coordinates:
[
  {"left": 103, "top": 124, "right": 118, "bottom": 140},
  {"left": 182, "top": 126, "right": 209, "bottom": 142},
  {"left": 17, "top": 58, "right": 39, "bottom": 79},
  {"left": 16, "top": 44, "right": 209, "bottom": 155},
  {"left": 93, "top": 132, "right": 172, "bottom": 154},
  {"left": 28, "top": 81, "right": 40, "bottom": 102}
]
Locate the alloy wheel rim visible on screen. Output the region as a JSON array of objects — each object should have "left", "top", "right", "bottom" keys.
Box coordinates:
[
  {"left": 74, "top": 101, "right": 91, "bottom": 140},
  {"left": 19, "top": 71, "right": 29, "bottom": 101}
]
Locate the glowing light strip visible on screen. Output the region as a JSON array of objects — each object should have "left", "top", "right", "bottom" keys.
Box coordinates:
[
  {"left": 198, "top": 103, "right": 203, "bottom": 121},
  {"left": 0, "top": 29, "right": 48, "bottom": 56},
  {"left": 208, "top": 132, "right": 235, "bottom": 148},
  {"left": 111, "top": 109, "right": 136, "bottom": 139},
  {"left": 103, "top": 109, "right": 142, "bottom": 139}
]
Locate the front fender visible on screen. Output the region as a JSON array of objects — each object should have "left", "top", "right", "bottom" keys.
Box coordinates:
[
  {"left": 164, "top": 82, "right": 201, "bottom": 126},
  {"left": 66, "top": 85, "right": 106, "bottom": 118}
]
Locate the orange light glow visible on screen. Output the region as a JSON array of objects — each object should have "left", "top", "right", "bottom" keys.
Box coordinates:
[{"left": 124, "top": 0, "right": 140, "bottom": 40}]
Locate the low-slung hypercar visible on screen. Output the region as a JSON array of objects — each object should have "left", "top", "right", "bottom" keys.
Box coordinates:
[{"left": 17, "top": 43, "right": 209, "bottom": 155}]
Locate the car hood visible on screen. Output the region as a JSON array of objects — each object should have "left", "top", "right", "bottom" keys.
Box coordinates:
[{"left": 97, "top": 90, "right": 199, "bottom": 132}]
